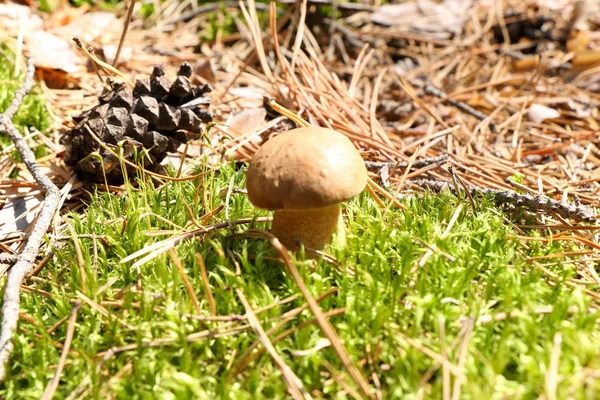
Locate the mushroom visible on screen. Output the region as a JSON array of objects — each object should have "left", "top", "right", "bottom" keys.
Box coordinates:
[{"left": 246, "top": 127, "right": 368, "bottom": 251}]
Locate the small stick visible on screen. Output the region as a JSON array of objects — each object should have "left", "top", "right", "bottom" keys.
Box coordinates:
[
  {"left": 409, "top": 179, "right": 596, "bottom": 223},
  {"left": 365, "top": 155, "right": 448, "bottom": 170},
  {"left": 365, "top": 182, "right": 387, "bottom": 209},
  {"left": 87, "top": 47, "right": 105, "bottom": 86},
  {"left": 72, "top": 37, "right": 133, "bottom": 87},
  {"left": 397, "top": 77, "right": 449, "bottom": 129},
  {"left": 0, "top": 254, "right": 17, "bottom": 264},
  {"left": 368, "top": 177, "right": 407, "bottom": 211},
  {"left": 0, "top": 58, "right": 61, "bottom": 381},
  {"left": 449, "top": 167, "right": 463, "bottom": 202},
  {"left": 264, "top": 96, "right": 310, "bottom": 128}
]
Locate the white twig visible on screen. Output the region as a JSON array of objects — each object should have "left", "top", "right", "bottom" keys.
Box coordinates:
[
  {"left": 0, "top": 58, "right": 61, "bottom": 381},
  {"left": 0, "top": 254, "right": 18, "bottom": 265},
  {"left": 409, "top": 179, "right": 596, "bottom": 223}
]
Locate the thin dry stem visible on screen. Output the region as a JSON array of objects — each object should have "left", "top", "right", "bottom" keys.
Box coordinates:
[
  {"left": 237, "top": 289, "right": 311, "bottom": 400},
  {"left": 168, "top": 249, "right": 202, "bottom": 316},
  {"left": 41, "top": 302, "right": 81, "bottom": 400},
  {"left": 545, "top": 332, "right": 563, "bottom": 400},
  {"left": 113, "top": 0, "right": 136, "bottom": 66},
  {"left": 195, "top": 253, "right": 216, "bottom": 316},
  {"left": 243, "top": 229, "right": 374, "bottom": 399}
]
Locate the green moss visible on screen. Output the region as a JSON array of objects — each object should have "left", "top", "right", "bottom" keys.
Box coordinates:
[
  {"left": 2, "top": 159, "right": 599, "bottom": 399},
  {"left": 0, "top": 47, "right": 51, "bottom": 152}
]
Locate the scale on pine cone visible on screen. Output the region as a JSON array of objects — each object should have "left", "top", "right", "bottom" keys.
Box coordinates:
[{"left": 60, "top": 63, "right": 213, "bottom": 183}]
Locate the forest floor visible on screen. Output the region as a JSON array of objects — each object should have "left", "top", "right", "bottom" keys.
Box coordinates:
[{"left": 1, "top": 1, "right": 600, "bottom": 398}]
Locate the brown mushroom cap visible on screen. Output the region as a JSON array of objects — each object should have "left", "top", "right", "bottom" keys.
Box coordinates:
[{"left": 246, "top": 127, "right": 368, "bottom": 210}]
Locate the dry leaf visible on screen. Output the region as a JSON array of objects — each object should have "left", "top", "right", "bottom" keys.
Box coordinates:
[
  {"left": 379, "top": 165, "right": 390, "bottom": 187},
  {"left": 370, "top": 0, "right": 472, "bottom": 35},
  {"left": 195, "top": 59, "right": 216, "bottom": 84},
  {"left": 528, "top": 104, "right": 560, "bottom": 123},
  {"left": 0, "top": 3, "right": 42, "bottom": 33},
  {"left": 28, "top": 31, "right": 82, "bottom": 73},
  {"left": 572, "top": 51, "right": 600, "bottom": 71},
  {"left": 229, "top": 87, "right": 266, "bottom": 107},
  {"left": 160, "top": 154, "right": 184, "bottom": 171},
  {"left": 0, "top": 195, "right": 42, "bottom": 236},
  {"left": 54, "top": 11, "right": 119, "bottom": 43},
  {"left": 568, "top": 100, "right": 591, "bottom": 118},
  {"left": 225, "top": 108, "right": 267, "bottom": 136}
]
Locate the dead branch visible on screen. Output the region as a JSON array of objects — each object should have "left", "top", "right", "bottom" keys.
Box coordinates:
[
  {"left": 0, "top": 58, "right": 61, "bottom": 381},
  {"left": 0, "top": 254, "right": 17, "bottom": 265},
  {"left": 409, "top": 179, "right": 596, "bottom": 223},
  {"left": 365, "top": 155, "right": 448, "bottom": 170}
]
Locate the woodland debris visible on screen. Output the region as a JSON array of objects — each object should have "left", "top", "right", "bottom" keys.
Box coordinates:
[
  {"left": 370, "top": 0, "right": 471, "bottom": 35},
  {"left": 365, "top": 155, "right": 448, "bottom": 170},
  {"left": 409, "top": 179, "right": 596, "bottom": 224},
  {"left": 528, "top": 104, "right": 561, "bottom": 123},
  {"left": 60, "top": 63, "right": 213, "bottom": 183}
]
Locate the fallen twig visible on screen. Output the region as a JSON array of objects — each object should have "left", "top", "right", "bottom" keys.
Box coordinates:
[
  {"left": 0, "top": 58, "right": 61, "bottom": 381},
  {"left": 365, "top": 155, "right": 448, "bottom": 170},
  {"left": 409, "top": 179, "right": 596, "bottom": 223},
  {"left": 0, "top": 254, "right": 17, "bottom": 265}
]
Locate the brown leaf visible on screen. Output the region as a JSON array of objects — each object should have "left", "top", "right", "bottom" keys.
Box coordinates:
[
  {"left": 28, "top": 31, "right": 82, "bottom": 73},
  {"left": 370, "top": 0, "right": 472, "bottom": 35},
  {"left": 226, "top": 107, "right": 267, "bottom": 136}
]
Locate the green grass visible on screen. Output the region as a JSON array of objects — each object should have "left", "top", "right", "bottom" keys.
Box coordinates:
[{"left": 2, "top": 157, "right": 599, "bottom": 399}]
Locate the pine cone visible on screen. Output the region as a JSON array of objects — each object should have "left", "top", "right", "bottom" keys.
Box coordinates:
[{"left": 60, "top": 63, "right": 213, "bottom": 183}]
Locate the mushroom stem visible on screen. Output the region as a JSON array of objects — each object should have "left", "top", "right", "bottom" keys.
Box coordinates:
[{"left": 271, "top": 204, "right": 345, "bottom": 251}]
